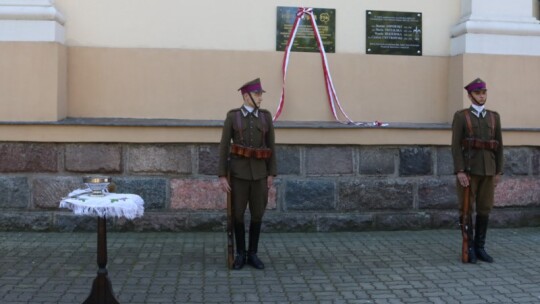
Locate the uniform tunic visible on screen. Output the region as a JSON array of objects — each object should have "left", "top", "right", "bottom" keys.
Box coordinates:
[
  {"left": 218, "top": 107, "right": 277, "bottom": 222},
  {"left": 451, "top": 107, "right": 504, "bottom": 215}
]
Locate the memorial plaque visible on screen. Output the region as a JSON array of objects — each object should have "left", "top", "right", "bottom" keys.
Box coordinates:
[
  {"left": 276, "top": 6, "right": 336, "bottom": 53},
  {"left": 366, "top": 10, "right": 422, "bottom": 56}
]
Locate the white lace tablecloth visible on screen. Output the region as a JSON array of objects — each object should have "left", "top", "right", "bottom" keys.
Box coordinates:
[{"left": 59, "top": 189, "right": 144, "bottom": 220}]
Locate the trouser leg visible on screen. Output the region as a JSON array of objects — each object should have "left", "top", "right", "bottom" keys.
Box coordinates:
[
  {"left": 246, "top": 178, "right": 267, "bottom": 269},
  {"left": 231, "top": 177, "right": 249, "bottom": 270},
  {"left": 231, "top": 177, "right": 268, "bottom": 269},
  {"left": 246, "top": 177, "right": 268, "bottom": 254},
  {"left": 231, "top": 176, "right": 249, "bottom": 254},
  {"left": 234, "top": 222, "right": 245, "bottom": 254},
  {"left": 474, "top": 176, "right": 494, "bottom": 263}
]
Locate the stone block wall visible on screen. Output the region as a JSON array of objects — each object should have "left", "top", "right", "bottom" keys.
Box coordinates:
[{"left": 1, "top": 142, "right": 540, "bottom": 232}]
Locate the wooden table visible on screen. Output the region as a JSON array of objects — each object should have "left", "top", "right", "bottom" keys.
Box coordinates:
[{"left": 60, "top": 191, "right": 144, "bottom": 304}]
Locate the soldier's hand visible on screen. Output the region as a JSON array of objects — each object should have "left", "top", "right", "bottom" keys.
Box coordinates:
[
  {"left": 494, "top": 173, "right": 501, "bottom": 186},
  {"left": 219, "top": 176, "right": 231, "bottom": 192},
  {"left": 267, "top": 176, "right": 274, "bottom": 189},
  {"left": 457, "top": 172, "right": 469, "bottom": 187}
]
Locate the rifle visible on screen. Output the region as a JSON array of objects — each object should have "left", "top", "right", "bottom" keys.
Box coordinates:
[
  {"left": 460, "top": 134, "right": 473, "bottom": 263},
  {"left": 226, "top": 172, "right": 234, "bottom": 269},
  {"left": 461, "top": 184, "right": 471, "bottom": 263}
]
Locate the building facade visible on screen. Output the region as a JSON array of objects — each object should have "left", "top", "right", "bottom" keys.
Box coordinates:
[{"left": 1, "top": 0, "right": 540, "bottom": 231}]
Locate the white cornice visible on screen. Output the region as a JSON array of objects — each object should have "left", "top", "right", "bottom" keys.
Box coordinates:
[
  {"left": 0, "top": 0, "right": 65, "bottom": 42},
  {"left": 451, "top": 33, "right": 540, "bottom": 56},
  {"left": 451, "top": 19, "right": 540, "bottom": 37},
  {"left": 0, "top": 0, "right": 64, "bottom": 24},
  {"left": 0, "top": 0, "right": 56, "bottom": 6},
  {"left": 451, "top": 0, "right": 540, "bottom": 56}
]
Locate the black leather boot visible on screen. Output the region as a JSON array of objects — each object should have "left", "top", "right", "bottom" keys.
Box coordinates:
[
  {"left": 475, "top": 214, "right": 494, "bottom": 263},
  {"left": 233, "top": 222, "right": 246, "bottom": 270},
  {"left": 459, "top": 216, "right": 477, "bottom": 264},
  {"left": 247, "top": 222, "right": 265, "bottom": 269}
]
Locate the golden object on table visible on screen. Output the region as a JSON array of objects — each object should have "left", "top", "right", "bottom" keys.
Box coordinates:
[{"left": 83, "top": 175, "right": 111, "bottom": 196}]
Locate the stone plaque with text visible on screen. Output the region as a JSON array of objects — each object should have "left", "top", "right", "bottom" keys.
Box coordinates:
[
  {"left": 366, "top": 10, "right": 422, "bottom": 56},
  {"left": 276, "top": 6, "right": 336, "bottom": 53}
]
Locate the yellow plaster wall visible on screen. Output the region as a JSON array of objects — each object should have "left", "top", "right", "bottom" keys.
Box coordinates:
[
  {"left": 67, "top": 47, "right": 540, "bottom": 128},
  {"left": 1, "top": 1, "right": 539, "bottom": 145},
  {"left": 460, "top": 54, "right": 540, "bottom": 128},
  {"left": 54, "top": 0, "right": 458, "bottom": 56},
  {"left": 67, "top": 47, "right": 449, "bottom": 123},
  {"left": 0, "top": 42, "right": 67, "bottom": 122}
]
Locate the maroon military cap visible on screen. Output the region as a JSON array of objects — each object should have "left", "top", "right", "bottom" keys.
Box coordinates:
[
  {"left": 464, "top": 78, "right": 487, "bottom": 93},
  {"left": 238, "top": 78, "right": 266, "bottom": 94}
]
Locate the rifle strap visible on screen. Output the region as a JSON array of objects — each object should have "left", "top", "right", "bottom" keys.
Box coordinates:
[
  {"left": 488, "top": 111, "right": 495, "bottom": 139},
  {"left": 259, "top": 111, "right": 267, "bottom": 148},
  {"left": 235, "top": 111, "right": 244, "bottom": 145},
  {"left": 464, "top": 110, "right": 474, "bottom": 138}
]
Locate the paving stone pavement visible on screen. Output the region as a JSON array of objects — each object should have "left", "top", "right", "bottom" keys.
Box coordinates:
[{"left": 1, "top": 228, "right": 540, "bottom": 304}]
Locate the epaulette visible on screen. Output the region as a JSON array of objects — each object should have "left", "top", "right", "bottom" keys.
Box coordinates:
[
  {"left": 258, "top": 108, "right": 272, "bottom": 115},
  {"left": 227, "top": 108, "right": 242, "bottom": 114},
  {"left": 486, "top": 109, "right": 499, "bottom": 116},
  {"left": 454, "top": 109, "right": 468, "bottom": 116}
]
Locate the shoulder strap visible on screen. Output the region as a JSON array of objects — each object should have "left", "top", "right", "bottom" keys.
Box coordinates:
[
  {"left": 235, "top": 111, "right": 244, "bottom": 143},
  {"left": 259, "top": 111, "right": 267, "bottom": 131},
  {"left": 259, "top": 111, "right": 267, "bottom": 147},
  {"left": 464, "top": 110, "right": 474, "bottom": 137},
  {"left": 488, "top": 111, "right": 496, "bottom": 139}
]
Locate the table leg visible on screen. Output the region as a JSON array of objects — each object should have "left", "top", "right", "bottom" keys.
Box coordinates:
[{"left": 83, "top": 216, "right": 120, "bottom": 304}]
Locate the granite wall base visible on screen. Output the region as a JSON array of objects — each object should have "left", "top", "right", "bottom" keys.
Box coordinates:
[{"left": 1, "top": 142, "right": 539, "bottom": 232}]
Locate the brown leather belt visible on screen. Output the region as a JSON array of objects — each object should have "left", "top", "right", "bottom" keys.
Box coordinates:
[
  {"left": 462, "top": 138, "right": 499, "bottom": 151},
  {"left": 231, "top": 143, "right": 272, "bottom": 159}
]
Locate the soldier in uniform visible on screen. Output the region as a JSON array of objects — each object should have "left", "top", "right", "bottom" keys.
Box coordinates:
[
  {"left": 218, "top": 78, "right": 277, "bottom": 270},
  {"left": 452, "top": 78, "right": 504, "bottom": 263}
]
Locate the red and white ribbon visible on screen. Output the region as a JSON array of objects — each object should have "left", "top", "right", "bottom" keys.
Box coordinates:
[{"left": 274, "top": 7, "right": 386, "bottom": 127}]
